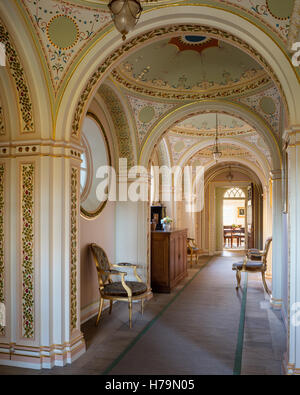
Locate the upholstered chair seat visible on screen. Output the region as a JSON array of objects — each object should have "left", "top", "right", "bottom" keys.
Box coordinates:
[{"left": 103, "top": 281, "right": 147, "bottom": 297}]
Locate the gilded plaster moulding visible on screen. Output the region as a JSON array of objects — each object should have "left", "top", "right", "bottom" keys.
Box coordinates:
[{"left": 71, "top": 24, "right": 287, "bottom": 139}]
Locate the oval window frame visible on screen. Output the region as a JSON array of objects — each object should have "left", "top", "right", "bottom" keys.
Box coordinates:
[{"left": 80, "top": 112, "right": 112, "bottom": 219}]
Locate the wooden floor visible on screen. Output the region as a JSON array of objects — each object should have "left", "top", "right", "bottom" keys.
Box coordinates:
[{"left": 0, "top": 253, "right": 286, "bottom": 375}]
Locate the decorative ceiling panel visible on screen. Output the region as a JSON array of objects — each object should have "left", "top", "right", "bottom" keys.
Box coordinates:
[
  {"left": 21, "top": 0, "right": 111, "bottom": 94},
  {"left": 236, "top": 84, "right": 281, "bottom": 133},
  {"left": 126, "top": 94, "right": 176, "bottom": 144},
  {"left": 215, "top": 0, "right": 294, "bottom": 42},
  {"left": 112, "top": 36, "right": 271, "bottom": 100}
]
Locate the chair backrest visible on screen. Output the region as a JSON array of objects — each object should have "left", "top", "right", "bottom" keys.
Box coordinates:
[
  {"left": 264, "top": 237, "right": 272, "bottom": 256},
  {"left": 90, "top": 243, "right": 111, "bottom": 285}
]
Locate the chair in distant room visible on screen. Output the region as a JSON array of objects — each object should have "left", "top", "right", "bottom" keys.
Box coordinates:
[
  {"left": 224, "top": 226, "right": 233, "bottom": 248},
  {"left": 90, "top": 243, "right": 150, "bottom": 328},
  {"left": 187, "top": 238, "right": 201, "bottom": 267},
  {"left": 232, "top": 237, "right": 272, "bottom": 295}
]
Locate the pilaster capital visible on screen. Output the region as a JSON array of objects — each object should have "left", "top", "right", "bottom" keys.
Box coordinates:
[
  {"left": 269, "top": 169, "right": 282, "bottom": 181},
  {"left": 283, "top": 127, "right": 300, "bottom": 147}
]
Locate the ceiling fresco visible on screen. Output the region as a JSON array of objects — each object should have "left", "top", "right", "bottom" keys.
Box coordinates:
[
  {"left": 20, "top": 0, "right": 111, "bottom": 93},
  {"left": 112, "top": 36, "right": 270, "bottom": 100},
  {"left": 165, "top": 113, "right": 272, "bottom": 168}
]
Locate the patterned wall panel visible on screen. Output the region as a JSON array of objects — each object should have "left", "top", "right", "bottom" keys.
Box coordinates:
[{"left": 21, "top": 163, "right": 35, "bottom": 339}]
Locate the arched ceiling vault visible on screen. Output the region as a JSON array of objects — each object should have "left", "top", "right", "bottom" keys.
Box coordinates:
[{"left": 140, "top": 100, "right": 281, "bottom": 170}]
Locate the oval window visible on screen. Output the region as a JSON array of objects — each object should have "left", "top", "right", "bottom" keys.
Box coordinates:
[{"left": 80, "top": 113, "right": 111, "bottom": 218}]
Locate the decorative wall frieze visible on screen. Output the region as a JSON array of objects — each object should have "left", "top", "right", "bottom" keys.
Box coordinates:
[
  {"left": 112, "top": 68, "right": 271, "bottom": 101},
  {"left": 72, "top": 24, "right": 286, "bottom": 139},
  {"left": 0, "top": 19, "right": 34, "bottom": 134},
  {"left": 0, "top": 163, "right": 4, "bottom": 336},
  {"left": 21, "top": 163, "right": 35, "bottom": 339},
  {"left": 70, "top": 166, "right": 79, "bottom": 331},
  {"left": 20, "top": 0, "right": 111, "bottom": 94},
  {"left": 0, "top": 140, "right": 83, "bottom": 159}
]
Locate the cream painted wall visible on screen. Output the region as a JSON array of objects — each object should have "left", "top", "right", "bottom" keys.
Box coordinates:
[{"left": 80, "top": 201, "right": 115, "bottom": 323}]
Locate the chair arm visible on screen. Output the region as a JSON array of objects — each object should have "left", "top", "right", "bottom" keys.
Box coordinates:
[
  {"left": 112, "top": 264, "right": 143, "bottom": 283},
  {"left": 102, "top": 269, "right": 127, "bottom": 276},
  {"left": 113, "top": 262, "right": 137, "bottom": 268}
]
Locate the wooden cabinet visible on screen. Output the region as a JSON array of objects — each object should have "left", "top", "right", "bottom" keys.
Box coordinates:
[{"left": 151, "top": 229, "right": 187, "bottom": 293}]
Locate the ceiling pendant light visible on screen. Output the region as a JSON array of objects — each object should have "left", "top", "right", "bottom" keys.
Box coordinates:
[
  {"left": 226, "top": 165, "right": 233, "bottom": 182},
  {"left": 213, "top": 113, "right": 222, "bottom": 162},
  {"left": 108, "top": 0, "right": 143, "bottom": 41}
]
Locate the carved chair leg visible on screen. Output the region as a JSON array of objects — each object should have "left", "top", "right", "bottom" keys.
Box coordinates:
[
  {"left": 96, "top": 297, "right": 104, "bottom": 326},
  {"left": 109, "top": 300, "right": 113, "bottom": 314},
  {"left": 128, "top": 299, "right": 133, "bottom": 328},
  {"left": 261, "top": 271, "right": 271, "bottom": 295},
  {"left": 236, "top": 270, "right": 241, "bottom": 290}
]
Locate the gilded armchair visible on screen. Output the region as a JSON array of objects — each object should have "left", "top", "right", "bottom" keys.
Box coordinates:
[
  {"left": 187, "top": 237, "right": 201, "bottom": 267},
  {"left": 90, "top": 243, "right": 150, "bottom": 328},
  {"left": 232, "top": 237, "right": 272, "bottom": 295}
]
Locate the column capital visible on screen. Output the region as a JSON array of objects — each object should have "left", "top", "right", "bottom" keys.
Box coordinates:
[
  {"left": 269, "top": 169, "right": 282, "bottom": 180},
  {"left": 283, "top": 127, "right": 300, "bottom": 146}
]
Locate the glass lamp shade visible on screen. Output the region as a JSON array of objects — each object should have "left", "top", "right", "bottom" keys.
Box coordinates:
[
  {"left": 108, "top": 0, "right": 142, "bottom": 41},
  {"left": 213, "top": 149, "right": 222, "bottom": 161}
]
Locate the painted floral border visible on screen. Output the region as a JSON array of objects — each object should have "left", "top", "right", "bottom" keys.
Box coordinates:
[
  {"left": 0, "top": 164, "right": 5, "bottom": 336},
  {"left": 70, "top": 167, "right": 78, "bottom": 331},
  {"left": 0, "top": 20, "right": 34, "bottom": 134},
  {"left": 21, "top": 164, "right": 35, "bottom": 339}
]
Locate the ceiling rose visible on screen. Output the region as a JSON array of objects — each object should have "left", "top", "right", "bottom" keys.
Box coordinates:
[{"left": 169, "top": 36, "right": 219, "bottom": 54}]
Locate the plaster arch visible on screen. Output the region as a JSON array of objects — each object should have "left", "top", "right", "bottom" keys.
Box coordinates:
[
  {"left": 141, "top": 100, "right": 280, "bottom": 171},
  {"left": 0, "top": 1, "right": 52, "bottom": 139},
  {"left": 98, "top": 81, "right": 136, "bottom": 168},
  {"left": 55, "top": 5, "right": 300, "bottom": 144},
  {"left": 202, "top": 159, "right": 267, "bottom": 189},
  {"left": 176, "top": 137, "right": 271, "bottom": 182}
]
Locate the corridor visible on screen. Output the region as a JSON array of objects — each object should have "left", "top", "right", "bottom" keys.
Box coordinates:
[{"left": 0, "top": 254, "right": 286, "bottom": 375}]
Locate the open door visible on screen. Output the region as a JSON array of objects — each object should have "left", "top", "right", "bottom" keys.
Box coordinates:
[{"left": 247, "top": 183, "right": 254, "bottom": 249}]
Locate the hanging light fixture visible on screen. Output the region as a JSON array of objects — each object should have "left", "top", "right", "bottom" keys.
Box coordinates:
[
  {"left": 226, "top": 165, "right": 234, "bottom": 182},
  {"left": 213, "top": 113, "right": 222, "bottom": 162},
  {"left": 108, "top": 0, "right": 143, "bottom": 41}
]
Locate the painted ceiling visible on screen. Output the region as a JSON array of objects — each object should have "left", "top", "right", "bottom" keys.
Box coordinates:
[
  {"left": 112, "top": 36, "right": 270, "bottom": 100},
  {"left": 173, "top": 113, "right": 255, "bottom": 137}
]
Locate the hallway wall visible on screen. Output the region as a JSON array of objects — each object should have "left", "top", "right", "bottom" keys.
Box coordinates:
[{"left": 80, "top": 202, "right": 116, "bottom": 323}]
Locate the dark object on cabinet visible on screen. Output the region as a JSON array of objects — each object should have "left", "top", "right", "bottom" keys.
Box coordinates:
[
  {"left": 151, "top": 229, "right": 187, "bottom": 293},
  {"left": 151, "top": 205, "right": 166, "bottom": 230}
]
